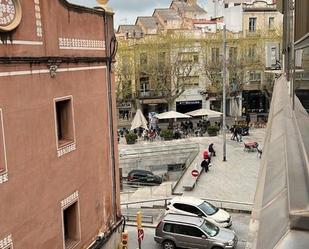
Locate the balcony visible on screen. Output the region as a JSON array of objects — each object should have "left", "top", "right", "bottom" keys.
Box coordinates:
[
  {"left": 138, "top": 90, "right": 169, "bottom": 99},
  {"left": 245, "top": 30, "right": 262, "bottom": 37}
]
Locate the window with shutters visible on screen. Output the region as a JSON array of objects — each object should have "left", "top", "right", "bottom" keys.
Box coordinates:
[
  {"left": 269, "top": 17, "right": 275, "bottom": 29},
  {"left": 248, "top": 45, "right": 256, "bottom": 61},
  {"left": 211, "top": 48, "right": 220, "bottom": 63},
  {"left": 249, "top": 17, "right": 256, "bottom": 32},
  {"left": 229, "top": 47, "right": 237, "bottom": 63},
  {"left": 249, "top": 71, "right": 261, "bottom": 82}
]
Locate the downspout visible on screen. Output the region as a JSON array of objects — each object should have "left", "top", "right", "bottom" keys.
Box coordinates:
[{"left": 102, "top": 9, "right": 118, "bottom": 222}]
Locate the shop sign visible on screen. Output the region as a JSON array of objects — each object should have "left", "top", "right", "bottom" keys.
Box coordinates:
[
  {"left": 177, "top": 100, "right": 202, "bottom": 105},
  {"left": 118, "top": 102, "right": 132, "bottom": 109}
]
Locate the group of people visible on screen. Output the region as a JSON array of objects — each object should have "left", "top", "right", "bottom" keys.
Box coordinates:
[{"left": 200, "top": 143, "right": 216, "bottom": 173}]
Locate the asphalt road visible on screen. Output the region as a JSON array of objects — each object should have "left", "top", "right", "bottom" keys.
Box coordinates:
[{"left": 125, "top": 212, "right": 250, "bottom": 249}]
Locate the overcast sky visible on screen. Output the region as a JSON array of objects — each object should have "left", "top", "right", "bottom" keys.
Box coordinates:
[{"left": 69, "top": 0, "right": 212, "bottom": 29}]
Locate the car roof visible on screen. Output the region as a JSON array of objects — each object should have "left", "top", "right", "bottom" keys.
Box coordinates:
[
  {"left": 170, "top": 196, "right": 204, "bottom": 206},
  {"left": 128, "top": 169, "right": 152, "bottom": 174},
  {"left": 163, "top": 213, "right": 204, "bottom": 227}
]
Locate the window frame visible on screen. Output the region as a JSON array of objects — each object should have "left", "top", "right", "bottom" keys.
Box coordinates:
[
  {"left": 53, "top": 96, "right": 76, "bottom": 150},
  {"left": 211, "top": 47, "right": 220, "bottom": 63},
  {"left": 249, "top": 17, "right": 257, "bottom": 32},
  {"left": 163, "top": 223, "right": 206, "bottom": 238},
  {"left": 61, "top": 200, "right": 81, "bottom": 249},
  {"left": 268, "top": 17, "right": 275, "bottom": 30}
]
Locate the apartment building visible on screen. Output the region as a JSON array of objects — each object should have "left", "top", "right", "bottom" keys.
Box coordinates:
[
  {"left": 116, "top": 0, "right": 282, "bottom": 121},
  {"left": 0, "top": 1, "right": 121, "bottom": 249}
]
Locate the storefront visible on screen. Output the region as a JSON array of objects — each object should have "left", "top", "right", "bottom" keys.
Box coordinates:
[
  {"left": 141, "top": 99, "right": 168, "bottom": 117},
  {"left": 118, "top": 102, "right": 133, "bottom": 120},
  {"left": 242, "top": 90, "right": 269, "bottom": 113},
  {"left": 176, "top": 100, "right": 202, "bottom": 113}
]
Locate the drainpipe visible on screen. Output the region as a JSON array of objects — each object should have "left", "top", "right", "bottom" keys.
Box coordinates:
[{"left": 102, "top": 8, "right": 118, "bottom": 222}]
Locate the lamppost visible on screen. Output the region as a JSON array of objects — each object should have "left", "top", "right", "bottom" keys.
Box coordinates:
[{"left": 222, "top": 24, "right": 227, "bottom": 162}]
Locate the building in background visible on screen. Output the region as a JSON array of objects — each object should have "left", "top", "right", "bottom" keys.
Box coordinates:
[
  {"left": 0, "top": 1, "right": 122, "bottom": 249},
  {"left": 115, "top": 0, "right": 282, "bottom": 123}
]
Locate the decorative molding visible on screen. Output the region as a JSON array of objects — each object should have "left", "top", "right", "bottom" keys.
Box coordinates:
[
  {"left": 58, "top": 38, "right": 105, "bottom": 51},
  {"left": 0, "top": 0, "right": 22, "bottom": 32},
  {"left": 0, "top": 65, "right": 106, "bottom": 77},
  {"left": 0, "top": 234, "right": 13, "bottom": 249},
  {"left": 61, "top": 191, "right": 79, "bottom": 209},
  {"left": 34, "top": 0, "right": 42, "bottom": 37},
  {"left": 48, "top": 64, "right": 58, "bottom": 78},
  {"left": 57, "top": 142, "right": 76, "bottom": 157},
  {"left": 0, "top": 40, "right": 43, "bottom": 45},
  {"left": 0, "top": 172, "right": 8, "bottom": 184}
]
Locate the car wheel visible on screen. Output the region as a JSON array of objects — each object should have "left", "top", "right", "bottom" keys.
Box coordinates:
[
  {"left": 212, "top": 247, "right": 223, "bottom": 249},
  {"left": 162, "top": 240, "right": 175, "bottom": 249}
]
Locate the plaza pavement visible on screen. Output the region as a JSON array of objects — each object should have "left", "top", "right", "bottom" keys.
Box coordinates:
[{"left": 119, "top": 127, "right": 266, "bottom": 211}]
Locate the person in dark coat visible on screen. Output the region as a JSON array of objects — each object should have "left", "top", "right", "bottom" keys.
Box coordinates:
[
  {"left": 246, "top": 112, "right": 251, "bottom": 127},
  {"left": 201, "top": 158, "right": 210, "bottom": 172},
  {"left": 208, "top": 143, "right": 216, "bottom": 157}
]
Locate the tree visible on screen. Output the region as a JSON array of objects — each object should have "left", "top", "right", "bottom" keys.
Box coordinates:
[
  {"left": 115, "top": 41, "right": 135, "bottom": 102},
  {"left": 116, "top": 32, "right": 198, "bottom": 107}
]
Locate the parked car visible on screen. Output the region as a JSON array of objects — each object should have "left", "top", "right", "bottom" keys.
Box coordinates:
[
  {"left": 127, "top": 169, "right": 162, "bottom": 185},
  {"left": 154, "top": 213, "right": 238, "bottom": 249},
  {"left": 166, "top": 196, "right": 232, "bottom": 228}
]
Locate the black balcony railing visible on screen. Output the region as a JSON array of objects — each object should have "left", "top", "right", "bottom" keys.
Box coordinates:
[{"left": 138, "top": 90, "right": 169, "bottom": 99}]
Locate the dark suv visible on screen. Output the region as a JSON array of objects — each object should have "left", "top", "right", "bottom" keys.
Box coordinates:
[{"left": 127, "top": 169, "right": 162, "bottom": 185}]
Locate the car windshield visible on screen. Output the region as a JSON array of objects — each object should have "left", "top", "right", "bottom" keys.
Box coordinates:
[
  {"left": 200, "top": 219, "right": 219, "bottom": 237},
  {"left": 198, "top": 201, "right": 219, "bottom": 215}
]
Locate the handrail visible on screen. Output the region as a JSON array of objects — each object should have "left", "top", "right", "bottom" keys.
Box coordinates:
[
  {"left": 119, "top": 143, "right": 199, "bottom": 158},
  {"left": 120, "top": 196, "right": 253, "bottom": 211},
  {"left": 172, "top": 148, "right": 200, "bottom": 193}
]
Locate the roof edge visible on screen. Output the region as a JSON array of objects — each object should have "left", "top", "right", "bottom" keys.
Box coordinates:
[{"left": 58, "top": 0, "right": 114, "bottom": 16}]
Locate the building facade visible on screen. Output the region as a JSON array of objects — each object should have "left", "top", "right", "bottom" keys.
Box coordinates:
[
  {"left": 115, "top": 0, "right": 282, "bottom": 122},
  {"left": 0, "top": 1, "right": 122, "bottom": 249}
]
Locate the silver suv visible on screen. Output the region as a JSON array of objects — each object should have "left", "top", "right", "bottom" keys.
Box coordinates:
[{"left": 154, "top": 213, "right": 237, "bottom": 249}]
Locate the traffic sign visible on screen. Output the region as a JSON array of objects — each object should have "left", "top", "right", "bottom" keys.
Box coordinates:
[
  {"left": 138, "top": 229, "right": 144, "bottom": 241},
  {"left": 191, "top": 169, "right": 199, "bottom": 177}
]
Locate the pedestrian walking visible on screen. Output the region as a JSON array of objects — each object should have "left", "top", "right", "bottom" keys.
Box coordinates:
[
  {"left": 203, "top": 149, "right": 211, "bottom": 163},
  {"left": 201, "top": 158, "right": 210, "bottom": 173},
  {"left": 208, "top": 143, "right": 216, "bottom": 157},
  {"left": 246, "top": 112, "right": 251, "bottom": 127}
]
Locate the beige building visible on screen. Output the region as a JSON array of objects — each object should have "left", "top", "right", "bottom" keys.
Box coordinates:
[{"left": 116, "top": 0, "right": 282, "bottom": 122}]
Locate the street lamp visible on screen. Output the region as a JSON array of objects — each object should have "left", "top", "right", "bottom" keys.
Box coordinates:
[{"left": 222, "top": 24, "right": 227, "bottom": 162}]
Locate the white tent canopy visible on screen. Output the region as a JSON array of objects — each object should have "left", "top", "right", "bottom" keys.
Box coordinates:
[
  {"left": 186, "top": 108, "right": 222, "bottom": 117},
  {"left": 130, "top": 109, "right": 148, "bottom": 130},
  {"left": 155, "top": 110, "right": 191, "bottom": 120}
]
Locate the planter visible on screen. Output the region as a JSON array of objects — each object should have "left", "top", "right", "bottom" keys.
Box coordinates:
[
  {"left": 207, "top": 125, "right": 219, "bottom": 137},
  {"left": 163, "top": 137, "right": 173, "bottom": 141},
  {"left": 160, "top": 129, "right": 173, "bottom": 141},
  {"left": 125, "top": 132, "right": 138, "bottom": 144}
]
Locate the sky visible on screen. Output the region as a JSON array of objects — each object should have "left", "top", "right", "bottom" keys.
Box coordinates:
[{"left": 68, "top": 0, "right": 213, "bottom": 29}]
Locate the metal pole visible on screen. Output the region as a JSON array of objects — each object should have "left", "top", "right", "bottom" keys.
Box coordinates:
[{"left": 222, "top": 25, "right": 227, "bottom": 162}]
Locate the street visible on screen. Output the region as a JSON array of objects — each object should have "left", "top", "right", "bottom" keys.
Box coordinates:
[{"left": 125, "top": 212, "right": 250, "bottom": 249}]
